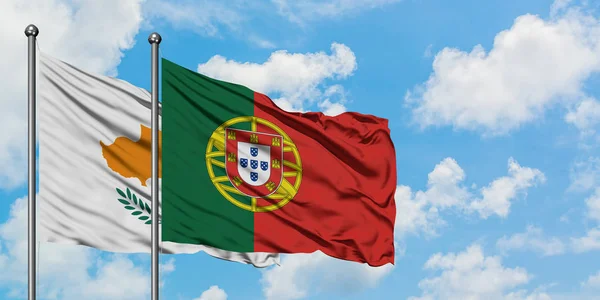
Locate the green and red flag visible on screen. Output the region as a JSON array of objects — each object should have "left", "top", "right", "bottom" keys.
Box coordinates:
[{"left": 161, "top": 58, "right": 397, "bottom": 266}]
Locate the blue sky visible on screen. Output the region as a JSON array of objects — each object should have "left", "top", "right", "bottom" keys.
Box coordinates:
[{"left": 2, "top": 0, "right": 600, "bottom": 299}]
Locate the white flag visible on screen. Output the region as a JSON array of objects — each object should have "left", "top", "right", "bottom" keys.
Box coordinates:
[{"left": 38, "top": 52, "right": 279, "bottom": 267}]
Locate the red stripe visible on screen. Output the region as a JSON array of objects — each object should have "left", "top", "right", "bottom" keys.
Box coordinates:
[{"left": 252, "top": 92, "right": 396, "bottom": 267}]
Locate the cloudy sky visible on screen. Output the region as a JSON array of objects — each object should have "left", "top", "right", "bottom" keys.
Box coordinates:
[{"left": 2, "top": 0, "right": 600, "bottom": 299}]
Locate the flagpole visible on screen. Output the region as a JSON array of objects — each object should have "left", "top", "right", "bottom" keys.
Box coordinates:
[
  {"left": 25, "top": 24, "right": 39, "bottom": 300},
  {"left": 148, "top": 32, "right": 162, "bottom": 300}
]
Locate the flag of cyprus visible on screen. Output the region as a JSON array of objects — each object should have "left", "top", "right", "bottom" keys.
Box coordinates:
[{"left": 37, "top": 52, "right": 278, "bottom": 268}]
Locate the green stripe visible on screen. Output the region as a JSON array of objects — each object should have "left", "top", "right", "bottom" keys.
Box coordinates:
[{"left": 161, "top": 58, "right": 255, "bottom": 252}]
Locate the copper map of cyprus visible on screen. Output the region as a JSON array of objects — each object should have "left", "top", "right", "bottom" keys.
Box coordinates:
[{"left": 100, "top": 124, "right": 162, "bottom": 186}]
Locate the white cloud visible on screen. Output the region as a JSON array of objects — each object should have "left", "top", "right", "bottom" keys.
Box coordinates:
[
  {"left": 496, "top": 185, "right": 600, "bottom": 255},
  {"left": 0, "top": 0, "right": 144, "bottom": 189},
  {"left": 396, "top": 157, "right": 544, "bottom": 239},
  {"left": 504, "top": 290, "right": 553, "bottom": 300},
  {"left": 496, "top": 225, "right": 566, "bottom": 256},
  {"left": 394, "top": 158, "right": 468, "bottom": 238},
  {"left": 318, "top": 99, "right": 347, "bottom": 116},
  {"left": 568, "top": 184, "right": 600, "bottom": 254},
  {"left": 567, "top": 164, "right": 600, "bottom": 255},
  {"left": 569, "top": 157, "right": 600, "bottom": 192},
  {"left": 248, "top": 35, "right": 277, "bottom": 49},
  {"left": 0, "top": 197, "right": 158, "bottom": 299},
  {"left": 581, "top": 270, "right": 600, "bottom": 289},
  {"left": 468, "top": 158, "right": 546, "bottom": 219},
  {"left": 424, "top": 44, "right": 434, "bottom": 58},
  {"left": 62, "top": 255, "right": 150, "bottom": 300},
  {"left": 406, "top": 5, "right": 600, "bottom": 135},
  {"left": 272, "top": 0, "right": 401, "bottom": 24},
  {"left": 197, "top": 42, "right": 357, "bottom": 113},
  {"left": 159, "top": 257, "right": 176, "bottom": 288},
  {"left": 317, "top": 85, "right": 348, "bottom": 116},
  {"left": 409, "top": 244, "right": 534, "bottom": 300},
  {"left": 422, "top": 157, "right": 471, "bottom": 208},
  {"left": 143, "top": 0, "right": 395, "bottom": 47},
  {"left": 585, "top": 188, "right": 600, "bottom": 222},
  {"left": 160, "top": 257, "right": 176, "bottom": 273},
  {"left": 194, "top": 285, "right": 228, "bottom": 300},
  {"left": 260, "top": 251, "right": 393, "bottom": 300},
  {"left": 565, "top": 98, "right": 600, "bottom": 136},
  {"left": 394, "top": 185, "right": 445, "bottom": 239},
  {"left": 571, "top": 228, "right": 600, "bottom": 253},
  {"left": 143, "top": 0, "right": 243, "bottom": 37},
  {"left": 550, "top": 0, "right": 573, "bottom": 17}
]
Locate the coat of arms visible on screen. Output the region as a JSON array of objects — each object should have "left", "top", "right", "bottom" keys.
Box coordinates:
[{"left": 225, "top": 128, "right": 283, "bottom": 197}]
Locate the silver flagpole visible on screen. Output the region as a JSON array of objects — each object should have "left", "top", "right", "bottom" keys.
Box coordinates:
[
  {"left": 25, "top": 24, "right": 39, "bottom": 300},
  {"left": 148, "top": 32, "right": 162, "bottom": 300}
]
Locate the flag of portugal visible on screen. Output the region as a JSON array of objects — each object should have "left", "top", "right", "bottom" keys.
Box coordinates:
[{"left": 161, "top": 58, "right": 397, "bottom": 267}]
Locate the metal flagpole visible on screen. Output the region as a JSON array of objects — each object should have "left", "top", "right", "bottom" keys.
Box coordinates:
[
  {"left": 148, "top": 32, "right": 162, "bottom": 300},
  {"left": 25, "top": 24, "right": 39, "bottom": 300}
]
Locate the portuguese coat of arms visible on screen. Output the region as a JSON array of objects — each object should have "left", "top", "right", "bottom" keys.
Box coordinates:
[{"left": 225, "top": 128, "right": 283, "bottom": 197}]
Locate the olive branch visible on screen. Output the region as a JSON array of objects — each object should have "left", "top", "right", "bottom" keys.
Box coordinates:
[{"left": 116, "top": 187, "right": 152, "bottom": 224}]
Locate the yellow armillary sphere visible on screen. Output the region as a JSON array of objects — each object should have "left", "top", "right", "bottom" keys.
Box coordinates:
[{"left": 205, "top": 116, "right": 302, "bottom": 212}]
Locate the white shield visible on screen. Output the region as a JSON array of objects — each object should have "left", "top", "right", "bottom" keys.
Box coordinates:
[{"left": 238, "top": 142, "right": 271, "bottom": 186}]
